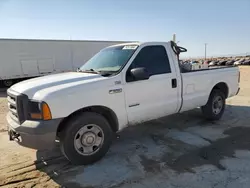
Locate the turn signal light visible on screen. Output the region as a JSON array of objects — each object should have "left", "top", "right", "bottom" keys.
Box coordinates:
[
  {"left": 30, "top": 113, "right": 42, "bottom": 119},
  {"left": 42, "top": 103, "right": 52, "bottom": 120}
]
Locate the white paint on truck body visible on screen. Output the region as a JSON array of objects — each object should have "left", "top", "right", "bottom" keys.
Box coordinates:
[
  {"left": 8, "top": 41, "right": 240, "bottom": 131},
  {"left": 181, "top": 67, "right": 239, "bottom": 112}
]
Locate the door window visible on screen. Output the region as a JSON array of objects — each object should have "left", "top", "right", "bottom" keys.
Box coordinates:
[{"left": 126, "top": 45, "right": 171, "bottom": 82}]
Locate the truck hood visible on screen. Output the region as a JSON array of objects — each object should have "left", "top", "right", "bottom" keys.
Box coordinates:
[{"left": 10, "top": 72, "right": 106, "bottom": 99}]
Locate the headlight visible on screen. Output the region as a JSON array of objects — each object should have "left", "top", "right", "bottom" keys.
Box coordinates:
[{"left": 28, "top": 101, "right": 52, "bottom": 120}]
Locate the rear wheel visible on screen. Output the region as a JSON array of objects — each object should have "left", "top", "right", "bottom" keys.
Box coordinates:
[
  {"left": 201, "top": 89, "right": 225, "bottom": 120},
  {"left": 59, "top": 112, "right": 113, "bottom": 165}
]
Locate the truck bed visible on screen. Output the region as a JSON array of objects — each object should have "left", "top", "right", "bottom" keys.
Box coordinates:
[
  {"left": 179, "top": 64, "right": 239, "bottom": 112},
  {"left": 180, "top": 64, "right": 237, "bottom": 73}
]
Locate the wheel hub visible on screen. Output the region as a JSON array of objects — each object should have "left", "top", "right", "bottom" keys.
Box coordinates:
[
  {"left": 81, "top": 132, "right": 96, "bottom": 146},
  {"left": 213, "top": 96, "right": 223, "bottom": 114},
  {"left": 74, "top": 124, "right": 104, "bottom": 156},
  {"left": 214, "top": 101, "right": 219, "bottom": 108}
]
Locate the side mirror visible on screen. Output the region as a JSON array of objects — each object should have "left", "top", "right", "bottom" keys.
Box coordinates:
[{"left": 130, "top": 67, "right": 149, "bottom": 81}]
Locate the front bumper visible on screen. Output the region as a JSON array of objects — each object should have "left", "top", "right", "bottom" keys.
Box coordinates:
[{"left": 7, "top": 113, "right": 62, "bottom": 150}]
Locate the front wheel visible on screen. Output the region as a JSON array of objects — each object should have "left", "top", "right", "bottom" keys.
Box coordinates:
[
  {"left": 59, "top": 112, "right": 113, "bottom": 165},
  {"left": 201, "top": 89, "right": 226, "bottom": 120}
]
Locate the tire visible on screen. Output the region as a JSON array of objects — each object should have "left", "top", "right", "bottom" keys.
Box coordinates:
[
  {"left": 201, "top": 89, "right": 226, "bottom": 120},
  {"left": 59, "top": 112, "right": 113, "bottom": 165}
]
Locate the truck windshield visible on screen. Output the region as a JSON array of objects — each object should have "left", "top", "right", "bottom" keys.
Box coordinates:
[{"left": 79, "top": 45, "right": 138, "bottom": 75}]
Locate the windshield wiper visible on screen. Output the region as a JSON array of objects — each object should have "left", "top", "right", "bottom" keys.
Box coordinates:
[
  {"left": 78, "top": 69, "right": 100, "bottom": 74},
  {"left": 78, "top": 69, "right": 117, "bottom": 77}
]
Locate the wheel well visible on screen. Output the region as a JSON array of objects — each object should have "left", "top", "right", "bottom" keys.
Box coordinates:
[
  {"left": 212, "top": 82, "right": 229, "bottom": 98},
  {"left": 56, "top": 106, "right": 119, "bottom": 137}
]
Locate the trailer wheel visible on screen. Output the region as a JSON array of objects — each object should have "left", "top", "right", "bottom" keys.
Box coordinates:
[
  {"left": 201, "top": 89, "right": 225, "bottom": 120},
  {"left": 59, "top": 112, "right": 113, "bottom": 165},
  {"left": 3, "top": 80, "right": 13, "bottom": 87}
]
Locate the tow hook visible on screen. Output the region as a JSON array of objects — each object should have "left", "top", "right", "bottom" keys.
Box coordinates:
[{"left": 9, "top": 130, "right": 20, "bottom": 142}]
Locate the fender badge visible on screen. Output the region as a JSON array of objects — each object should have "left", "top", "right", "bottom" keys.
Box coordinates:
[{"left": 115, "top": 81, "right": 121, "bottom": 85}]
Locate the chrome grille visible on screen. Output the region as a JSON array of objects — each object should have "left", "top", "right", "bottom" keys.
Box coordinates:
[
  {"left": 7, "top": 90, "right": 19, "bottom": 122},
  {"left": 7, "top": 89, "right": 29, "bottom": 123}
]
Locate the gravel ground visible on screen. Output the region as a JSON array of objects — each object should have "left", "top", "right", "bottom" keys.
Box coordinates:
[{"left": 0, "top": 66, "right": 250, "bottom": 188}]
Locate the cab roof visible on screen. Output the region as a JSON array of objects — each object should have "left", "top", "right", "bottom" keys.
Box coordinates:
[
  {"left": 107, "top": 41, "right": 171, "bottom": 48},
  {"left": 108, "top": 42, "right": 141, "bottom": 48}
]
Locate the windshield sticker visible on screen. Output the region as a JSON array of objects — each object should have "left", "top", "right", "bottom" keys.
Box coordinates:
[{"left": 122, "top": 45, "right": 137, "bottom": 50}]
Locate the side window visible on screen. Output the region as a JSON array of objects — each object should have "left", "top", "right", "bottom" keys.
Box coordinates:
[{"left": 126, "top": 45, "right": 171, "bottom": 82}]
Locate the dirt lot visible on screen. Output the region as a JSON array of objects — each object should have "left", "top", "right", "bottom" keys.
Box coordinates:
[{"left": 1, "top": 66, "right": 250, "bottom": 188}]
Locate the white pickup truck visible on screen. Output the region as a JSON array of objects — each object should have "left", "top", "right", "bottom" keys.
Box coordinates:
[{"left": 7, "top": 41, "right": 240, "bottom": 165}]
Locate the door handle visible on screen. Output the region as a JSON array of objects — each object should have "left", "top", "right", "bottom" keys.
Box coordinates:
[{"left": 172, "top": 78, "right": 177, "bottom": 88}]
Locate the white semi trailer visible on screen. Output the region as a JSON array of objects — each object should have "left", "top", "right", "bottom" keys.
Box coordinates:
[{"left": 0, "top": 39, "right": 128, "bottom": 87}]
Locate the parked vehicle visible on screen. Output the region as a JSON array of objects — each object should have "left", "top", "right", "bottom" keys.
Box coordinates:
[
  {"left": 209, "top": 61, "right": 215, "bottom": 66},
  {"left": 243, "top": 60, "right": 250, "bottom": 65},
  {"left": 226, "top": 60, "right": 235, "bottom": 66},
  {"left": 0, "top": 39, "right": 127, "bottom": 87},
  {"left": 234, "top": 60, "right": 242, "bottom": 65},
  {"left": 204, "top": 60, "right": 210, "bottom": 64},
  {"left": 217, "top": 60, "right": 227, "bottom": 66},
  {"left": 213, "top": 61, "right": 218, "bottom": 66},
  {"left": 7, "top": 41, "right": 240, "bottom": 165}
]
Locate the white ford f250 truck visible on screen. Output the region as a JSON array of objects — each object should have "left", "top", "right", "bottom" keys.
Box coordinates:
[{"left": 7, "top": 41, "right": 240, "bottom": 165}]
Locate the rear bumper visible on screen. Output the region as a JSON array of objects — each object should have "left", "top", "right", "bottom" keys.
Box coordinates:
[{"left": 7, "top": 113, "right": 62, "bottom": 150}]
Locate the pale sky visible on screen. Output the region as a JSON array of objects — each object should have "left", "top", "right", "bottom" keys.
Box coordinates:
[{"left": 0, "top": 0, "right": 249, "bottom": 57}]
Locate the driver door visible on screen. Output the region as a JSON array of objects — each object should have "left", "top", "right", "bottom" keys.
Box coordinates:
[{"left": 124, "top": 45, "right": 179, "bottom": 125}]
